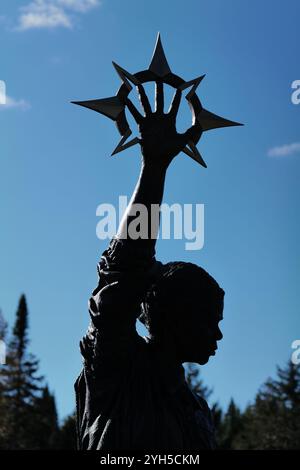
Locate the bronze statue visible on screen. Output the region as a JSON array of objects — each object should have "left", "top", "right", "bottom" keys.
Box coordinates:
[{"left": 73, "top": 34, "right": 242, "bottom": 451}]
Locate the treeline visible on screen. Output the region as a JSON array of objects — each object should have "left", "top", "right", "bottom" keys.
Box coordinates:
[
  {"left": 0, "top": 295, "right": 76, "bottom": 449},
  {"left": 186, "top": 357, "right": 300, "bottom": 449},
  {"left": 0, "top": 295, "right": 299, "bottom": 450}
]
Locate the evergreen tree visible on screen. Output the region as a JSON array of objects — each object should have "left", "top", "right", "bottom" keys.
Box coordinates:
[
  {"left": 2, "top": 295, "right": 43, "bottom": 448},
  {"left": 0, "top": 309, "right": 9, "bottom": 448},
  {"left": 218, "top": 398, "right": 243, "bottom": 449},
  {"left": 7, "top": 295, "right": 43, "bottom": 406},
  {"left": 0, "top": 308, "right": 7, "bottom": 372},
  {"left": 30, "top": 385, "right": 60, "bottom": 449},
  {"left": 0, "top": 309, "right": 7, "bottom": 340},
  {"left": 57, "top": 413, "right": 77, "bottom": 449},
  {"left": 261, "top": 361, "right": 300, "bottom": 408},
  {"left": 234, "top": 361, "right": 300, "bottom": 449},
  {"left": 210, "top": 402, "right": 224, "bottom": 446},
  {"left": 185, "top": 363, "right": 225, "bottom": 446},
  {"left": 1, "top": 295, "right": 59, "bottom": 449},
  {"left": 185, "top": 362, "right": 212, "bottom": 401}
]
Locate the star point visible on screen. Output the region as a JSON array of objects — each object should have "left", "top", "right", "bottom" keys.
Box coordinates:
[
  {"left": 112, "top": 62, "right": 140, "bottom": 90},
  {"left": 111, "top": 129, "right": 140, "bottom": 156},
  {"left": 197, "top": 108, "right": 243, "bottom": 131},
  {"left": 71, "top": 96, "right": 124, "bottom": 121},
  {"left": 148, "top": 32, "right": 172, "bottom": 78},
  {"left": 182, "top": 141, "right": 207, "bottom": 168},
  {"left": 179, "top": 75, "right": 206, "bottom": 100}
]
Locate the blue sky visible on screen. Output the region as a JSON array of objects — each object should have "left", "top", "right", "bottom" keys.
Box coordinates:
[{"left": 0, "top": 0, "right": 299, "bottom": 420}]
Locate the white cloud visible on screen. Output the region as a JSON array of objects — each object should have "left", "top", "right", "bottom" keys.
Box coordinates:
[
  {"left": 17, "top": 0, "right": 72, "bottom": 31},
  {"left": 58, "top": 0, "right": 100, "bottom": 13},
  {"left": 0, "top": 95, "right": 31, "bottom": 111},
  {"left": 268, "top": 142, "right": 300, "bottom": 158},
  {"left": 16, "top": 0, "right": 101, "bottom": 31}
]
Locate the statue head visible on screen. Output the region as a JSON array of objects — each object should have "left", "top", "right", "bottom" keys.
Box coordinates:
[{"left": 139, "top": 261, "right": 224, "bottom": 365}]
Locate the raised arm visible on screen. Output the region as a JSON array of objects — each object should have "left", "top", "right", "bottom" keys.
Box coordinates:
[{"left": 116, "top": 82, "right": 202, "bottom": 252}]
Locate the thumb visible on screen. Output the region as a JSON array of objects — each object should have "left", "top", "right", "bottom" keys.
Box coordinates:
[{"left": 183, "top": 123, "right": 202, "bottom": 144}]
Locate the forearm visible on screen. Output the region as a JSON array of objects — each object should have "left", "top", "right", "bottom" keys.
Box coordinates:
[
  {"left": 102, "top": 81, "right": 194, "bottom": 261},
  {"left": 116, "top": 160, "right": 167, "bottom": 252}
]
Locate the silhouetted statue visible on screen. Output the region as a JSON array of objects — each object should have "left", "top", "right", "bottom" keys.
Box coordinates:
[{"left": 75, "top": 82, "right": 224, "bottom": 451}]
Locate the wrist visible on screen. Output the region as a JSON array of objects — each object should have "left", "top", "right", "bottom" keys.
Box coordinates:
[{"left": 141, "top": 158, "right": 169, "bottom": 175}]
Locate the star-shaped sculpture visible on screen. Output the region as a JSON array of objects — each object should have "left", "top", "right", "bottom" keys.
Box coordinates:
[{"left": 71, "top": 33, "right": 242, "bottom": 167}]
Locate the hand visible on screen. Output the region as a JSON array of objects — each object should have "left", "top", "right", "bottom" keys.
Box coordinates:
[{"left": 125, "top": 82, "right": 202, "bottom": 169}]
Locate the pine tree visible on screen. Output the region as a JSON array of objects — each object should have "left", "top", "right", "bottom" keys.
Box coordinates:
[
  {"left": 28, "top": 385, "right": 60, "bottom": 449},
  {"left": 0, "top": 309, "right": 7, "bottom": 369},
  {"left": 210, "top": 402, "right": 224, "bottom": 446},
  {"left": 0, "top": 308, "right": 7, "bottom": 372},
  {"left": 218, "top": 398, "right": 243, "bottom": 449},
  {"left": 57, "top": 413, "right": 77, "bottom": 449},
  {"left": 0, "top": 309, "right": 7, "bottom": 340},
  {"left": 235, "top": 361, "right": 300, "bottom": 449},
  {"left": 261, "top": 361, "right": 300, "bottom": 408},
  {"left": 0, "top": 309, "right": 8, "bottom": 448},
  {"left": 1, "top": 295, "right": 59, "bottom": 449},
  {"left": 7, "top": 295, "right": 43, "bottom": 406},
  {"left": 185, "top": 362, "right": 212, "bottom": 401},
  {"left": 185, "top": 363, "right": 225, "bottom": 446}
]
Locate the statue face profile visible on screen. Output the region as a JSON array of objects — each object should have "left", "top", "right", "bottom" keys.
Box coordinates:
[
  {"left": 170, "top": 296, "right": 224, "bottom": 365},
  {"left": 140, "top": 261, "right": 224, "bottom": 365}
]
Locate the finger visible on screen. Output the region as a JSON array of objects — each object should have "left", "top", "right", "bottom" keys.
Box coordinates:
[
  {"left": 137, "top": 84, "right": 152, "bottom": 115},
  {"left": 155, "top": 81, "right": 164, "bottom": 114},
  {"left": 183, "top": 122, "right": 202, "bottom": 144},
  {"left": 169, "top": 89, "right": 182, "bottom": 117},
  {"left": 126, "top": 97, "right": 143, "bottom": 124}
]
